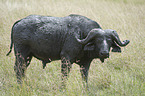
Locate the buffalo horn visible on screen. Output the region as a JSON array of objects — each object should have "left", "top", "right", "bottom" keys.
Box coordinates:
[
  {"left": 76, "top": 29, "right": 102, "bottom": 45},
  {"left": 111, "top": 31, "right": 130, "bottom": 47}
]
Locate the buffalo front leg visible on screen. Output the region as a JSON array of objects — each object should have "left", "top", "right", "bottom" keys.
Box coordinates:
[
  {"left": 79, "top": 59, "right": 92, "bottom": 89},
  {"left": 80, "top": 65, "right": 90, "bottom": 88},
  {"left": 61, "top": 57, "right": 72, "bottom": 88}
]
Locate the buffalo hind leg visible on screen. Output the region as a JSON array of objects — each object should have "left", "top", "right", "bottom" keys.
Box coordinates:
[
  {"left": 61, "top": 57, "right": 72, "bottom": 88},
  {"left": 14, "top": 52, "right": 26, "bottom": 84},
  {"left": 14, "top": 44, "right": 32, "bottom": 84},
  {"left": 25, "top": 55, "right": 32, "bottom": 68},
  {"left": 14, "top": 53, "right": 32, "bottom": 84}
]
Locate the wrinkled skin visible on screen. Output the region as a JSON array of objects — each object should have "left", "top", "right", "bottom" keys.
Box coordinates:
[{"left": 7, "top": 14, "right": 130, "bottom": 88}]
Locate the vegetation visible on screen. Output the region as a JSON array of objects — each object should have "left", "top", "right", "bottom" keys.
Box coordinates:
[{"left": 0, "top": 0, "right": 145, "bottom": 95}]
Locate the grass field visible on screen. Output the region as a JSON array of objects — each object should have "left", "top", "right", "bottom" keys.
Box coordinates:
[{"left": 0, "top": 0, "right": 145, "bottom": 95}]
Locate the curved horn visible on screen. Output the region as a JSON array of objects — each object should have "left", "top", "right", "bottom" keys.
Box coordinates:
[
  {"left": 108, "top": 30, "right": 130, "bottom": 47},
  {"left": 76, "top": 29, "right": 102, "bottom": 45}
]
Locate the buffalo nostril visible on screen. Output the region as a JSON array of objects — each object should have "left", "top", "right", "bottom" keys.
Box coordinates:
[{"left": 100, "top": 51, "right": 109, "bottom": 57}]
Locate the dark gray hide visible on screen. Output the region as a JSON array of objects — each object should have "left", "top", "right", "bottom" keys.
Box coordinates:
[{"left": 7, "top": 14, "right": 130, "bottom": 87}]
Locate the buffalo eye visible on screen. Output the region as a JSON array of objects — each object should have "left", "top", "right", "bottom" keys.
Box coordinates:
[
  {"left": 107, "top": 38, "right": 113, "bottom": 45},
  {"left": 107, "top": 38, "right": 112, "bottom": 42}
]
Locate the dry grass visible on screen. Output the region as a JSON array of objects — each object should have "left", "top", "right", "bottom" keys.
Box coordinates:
[{"left": 0, "top": 0, "right": 145, "bottom": 95}]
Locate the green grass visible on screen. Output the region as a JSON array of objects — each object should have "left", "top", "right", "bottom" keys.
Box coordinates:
[{"left": 0, "top": 0, "right": 145, "bottom": 95}]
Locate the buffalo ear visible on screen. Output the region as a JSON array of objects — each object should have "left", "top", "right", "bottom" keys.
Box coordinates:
[
  {"left": 111, "top": 42, "right": 121, "bottom": 52},
  {"left": 84, "top": 41, "right": 95, "bottom": 51}
]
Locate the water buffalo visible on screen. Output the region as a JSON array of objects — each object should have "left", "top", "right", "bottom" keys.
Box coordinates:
[{"left": 7, "top": 14, "right": 130, "bottom": 87}]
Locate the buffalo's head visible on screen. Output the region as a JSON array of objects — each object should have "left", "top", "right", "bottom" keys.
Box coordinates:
[{"left": 76, "top": 28, "right": 130, "bottom": 62}]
